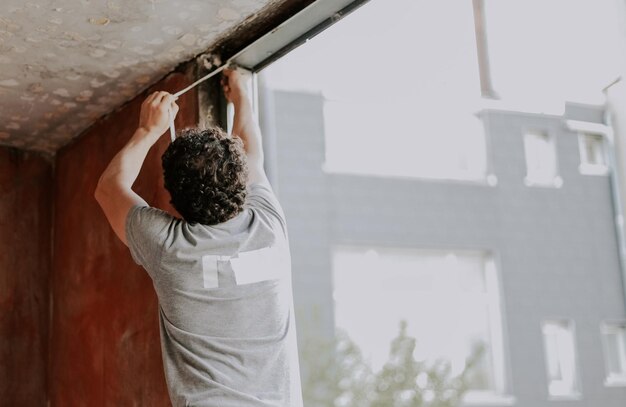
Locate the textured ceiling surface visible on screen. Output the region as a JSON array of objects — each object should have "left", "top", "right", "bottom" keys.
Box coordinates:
[{"left": 0, "top": 0, "right": 275, "bottom": 155}]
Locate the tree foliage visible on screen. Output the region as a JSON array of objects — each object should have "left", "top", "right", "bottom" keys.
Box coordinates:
[{"left": 301, "top": 321, "right": 485, "bottom": 407}]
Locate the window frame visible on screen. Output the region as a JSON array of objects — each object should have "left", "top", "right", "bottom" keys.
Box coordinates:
[
  {"left": 522, "top": 129, "right": 562, "bottom": 188},
  {"left": 330, "top": 246, "right": 515, "bottom": 405},
  {"left": 601, "top": 321, "right": 626, "bottom": 387},
  {"left": 565, "top": 120, "right": 612, "bottom": 176},
  {"left": 540, "top": 319, "right": 583, "bottom": 400},
  {"left": 578, "top": 132, "right": 608, "bottom": 175},
  {"left": 227, "top": 0, "right": 372, "bottom": 73}
]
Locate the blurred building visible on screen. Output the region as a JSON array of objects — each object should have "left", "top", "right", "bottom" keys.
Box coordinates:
[{"left": 259, "top": 87, "right": 626, "bottom": 406}]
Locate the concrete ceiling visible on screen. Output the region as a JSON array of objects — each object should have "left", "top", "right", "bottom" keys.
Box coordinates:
[{"left": 0, "top": 0, "right": 280, "bottom": 155}]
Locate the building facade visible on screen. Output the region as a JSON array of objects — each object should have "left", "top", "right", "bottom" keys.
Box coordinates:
[{"left": 261, "top": 89, "right": 626, "bottom": 406}]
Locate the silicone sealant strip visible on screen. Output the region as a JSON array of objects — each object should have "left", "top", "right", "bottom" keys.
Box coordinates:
[
  {"left": 168, "top": 62, "right": 231, "bottom": 142},
  {"left": 167, "top": 32, "right": 262, "bottom": 142}
]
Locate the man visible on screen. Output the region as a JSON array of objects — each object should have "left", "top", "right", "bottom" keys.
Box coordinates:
[{"left": 94, "top": 68, "right": 303, "bottom": 407}]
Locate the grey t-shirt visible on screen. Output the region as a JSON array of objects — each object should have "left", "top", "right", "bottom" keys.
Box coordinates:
[{"left": 125, "top": 182, "right": 303, "bottom": 407}]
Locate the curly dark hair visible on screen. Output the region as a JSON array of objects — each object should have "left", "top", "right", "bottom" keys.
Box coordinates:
[{"left": 161, "top": 127, "right": 248, "bottom": 225}]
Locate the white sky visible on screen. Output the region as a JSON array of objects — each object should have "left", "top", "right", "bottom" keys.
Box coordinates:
[
  {"left": 485, "top": 0, "right": 626, "bottom": 104},
  {"left": 262, "top": 0, "right": 626, "bottom": 104},
  {"left": 260, "top": 0, "right": 626, "bottom": 180},
  {"left": 262, "top": 0, "right": 481, "bottom": 101}
]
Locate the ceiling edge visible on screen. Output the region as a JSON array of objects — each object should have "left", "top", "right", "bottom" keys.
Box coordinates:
[{"left": 1, "top": 0, "right": 316, "bottom": 159}]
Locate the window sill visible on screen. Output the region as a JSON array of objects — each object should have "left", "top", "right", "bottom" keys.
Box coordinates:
[
  {"left": 462, "top": 391, "right": 516, "bottom": 406},
  {"left": 579, "top": 164, "right": 609, "bottom": 176},
  {"left": 524, "top": 176, "right": 563, "bottom": 188},
  {"left": 605, "top": 376, "right": 626, "bottom": 387},
  {"left": 548, "top": 393, "right": 582, "bottom": 401}
]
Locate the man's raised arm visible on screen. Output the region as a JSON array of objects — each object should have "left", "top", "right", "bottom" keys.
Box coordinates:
[
  {"left": 221, "top": 68, "right": 268, "bottom": 186},
  {"left": 94, "top": 91, "right": 179, "bottom": 245}
]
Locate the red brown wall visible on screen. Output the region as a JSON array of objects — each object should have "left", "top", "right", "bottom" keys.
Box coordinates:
[
  {"left": 50, "top": 72, "right": 198, "bottom": 406},
  {"left": 0, "top": 147, "right": 52, "bottom": 406}
]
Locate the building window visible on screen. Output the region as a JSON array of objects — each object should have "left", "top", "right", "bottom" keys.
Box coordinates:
[
  {"left": 332, "top": 247, "right": 509, "bottom": 401},
  {"left": 601, "top": 322, "right": 626, "bottom": 386},
  {"left": 579, "top": 133, "right": 608, "bottom": 175},
  {"left": 523, "top": 131, "right": 561, "bottom": 187},
  {"left": 541, "top": 320, "right": 581, "bottom": 398}
]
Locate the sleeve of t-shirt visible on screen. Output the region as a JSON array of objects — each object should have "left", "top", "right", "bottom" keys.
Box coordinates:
[
  {"left": 125, "top": 204, "right": 173, "bottom": 275},
  {"left": 246, "top": 182, "right": 288, "bottom": 237}
]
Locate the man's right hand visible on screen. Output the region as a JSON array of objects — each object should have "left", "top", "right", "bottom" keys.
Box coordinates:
[
  {"left": 221, "top": 68, "right": 249, "bottom": 105},
  {"left": 220, "top": 67, "right": 268, "bottom": 186},
  {"left": 138, "top": 91, "right": 178, "bottom": 137}
]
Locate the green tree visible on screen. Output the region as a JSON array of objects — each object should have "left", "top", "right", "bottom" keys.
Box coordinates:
[
  {"left": 301, "top": 321, "right": 485, "bottom": 407},
  {"left": 301, "top": 329, "right": 372, "bottom": 407},
  {"left": 370, "top": 321, "right": 484, "bottom": 407}
]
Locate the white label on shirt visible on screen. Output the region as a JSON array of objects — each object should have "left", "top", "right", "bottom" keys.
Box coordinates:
[
  {"left": 230, "top": 245, "right": 289, "bottom": 285},
  {"left": 201, "top": 255, "right": 229, "bottom": 288}
]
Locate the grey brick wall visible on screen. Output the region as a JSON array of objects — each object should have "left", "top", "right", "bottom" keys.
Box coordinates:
[{"left": 263, "top": 90, "right": 626, "bottom": 407}]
